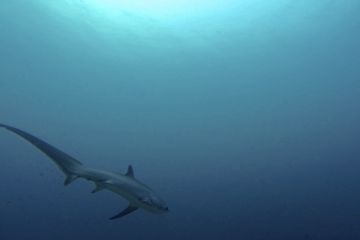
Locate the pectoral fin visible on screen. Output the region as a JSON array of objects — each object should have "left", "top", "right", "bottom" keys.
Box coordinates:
[
  {"left": 91, "top": 182, "right": 105, "bottom": 193},
  {"left": 109, "top": 205, "right": 138, "bottom": 220},
  {"left": 64, "top": 175, "right": 78, "bottom": 186}
]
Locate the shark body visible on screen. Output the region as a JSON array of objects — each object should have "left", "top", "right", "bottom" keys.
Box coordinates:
[{"left": 0, "top": 123, "right": 168, "bottom": 219}]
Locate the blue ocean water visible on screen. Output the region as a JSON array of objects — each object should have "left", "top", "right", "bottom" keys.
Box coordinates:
[{"left": 1, "top": 0, "right": 360, "bottom": 239}]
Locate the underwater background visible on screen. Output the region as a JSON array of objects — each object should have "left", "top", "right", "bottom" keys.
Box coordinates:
[{"left": 0, "top": 0, "right": 360, "bottom": 239}]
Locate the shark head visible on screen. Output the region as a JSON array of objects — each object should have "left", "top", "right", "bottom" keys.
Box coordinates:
[
  {"left": 137, "top": 193, "right": 169, "bottom": 213},
  {"left": 120, "top": 165, "right": 169, "bottom": 214}
]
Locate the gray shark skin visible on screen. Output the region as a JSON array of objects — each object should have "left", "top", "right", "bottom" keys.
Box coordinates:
[{"left": 0, "top": 123, "right": 169, "bottom": 219}]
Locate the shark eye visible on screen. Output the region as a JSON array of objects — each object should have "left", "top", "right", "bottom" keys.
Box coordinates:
[{"left": 139, "top": 197, "right": 152, "bottom": 205}]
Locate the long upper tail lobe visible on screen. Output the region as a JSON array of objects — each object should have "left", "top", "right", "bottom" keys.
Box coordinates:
[{"left": 0, "top": 123, "right": 83, "bottom": 185}]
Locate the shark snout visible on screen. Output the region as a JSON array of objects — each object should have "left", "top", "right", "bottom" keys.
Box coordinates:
[
  {"left": 159, "top": 205, "right": 169, "bottom": 212},
  {"left": 153, "top": 201, "right": 169, "bottom": 213},
  {"left": 156, "top": 200, "right": 169, "bottom": 213}
]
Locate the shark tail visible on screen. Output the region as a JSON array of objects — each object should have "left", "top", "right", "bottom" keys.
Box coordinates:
[{"left": 0, "top": 123, "right": 83, "bottom": 186}]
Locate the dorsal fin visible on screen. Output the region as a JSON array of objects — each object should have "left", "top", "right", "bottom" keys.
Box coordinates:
[{"left": 125, "top": 165, "right": 134, "bottom": 178}]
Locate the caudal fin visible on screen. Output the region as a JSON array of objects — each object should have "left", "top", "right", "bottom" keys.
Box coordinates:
[{"left": 0, "top": 123, "right": 83, "bottom": 185}]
